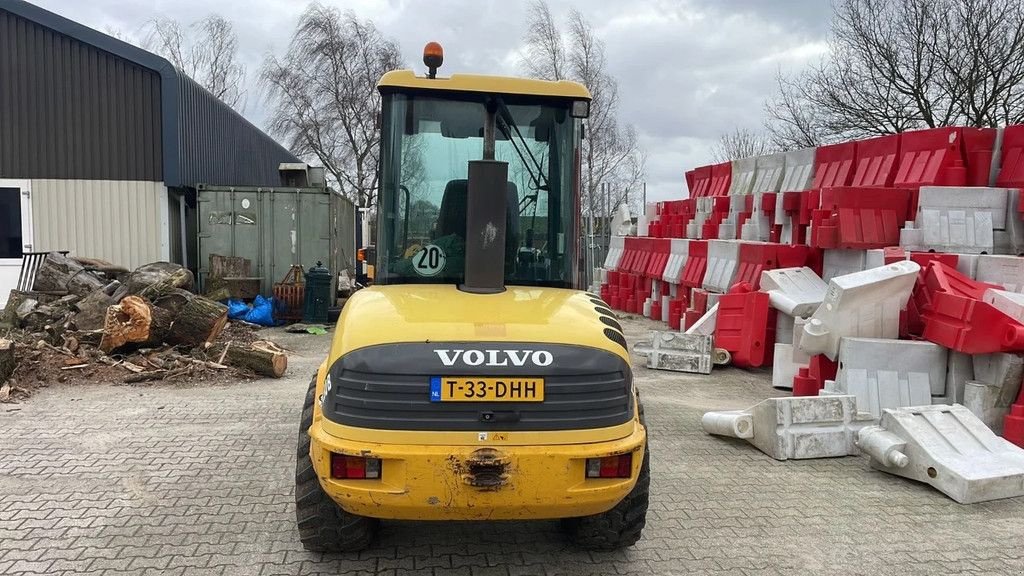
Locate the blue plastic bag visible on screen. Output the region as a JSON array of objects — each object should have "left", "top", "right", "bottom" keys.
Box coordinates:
[
  {"left": 226, "top": 298, "right": 250, "bottom": 320},
  {"left": 244, "top": 295, "right": 276, "bottom": 326}
]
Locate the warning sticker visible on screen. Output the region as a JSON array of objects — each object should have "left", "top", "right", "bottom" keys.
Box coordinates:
[{"left": 412, "top": 244, "right": 446, "bottom": 277}]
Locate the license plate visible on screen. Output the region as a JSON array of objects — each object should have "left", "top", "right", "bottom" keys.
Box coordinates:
[{"left": 430, "top": 377, "right": 545, "bottom": 402}]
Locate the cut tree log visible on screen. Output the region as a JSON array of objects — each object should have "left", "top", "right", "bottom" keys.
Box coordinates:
[
  {"left": 225, "top": 340, "right": 288, "bottom": 378},
  {"left": 0, "top": 339, "right": 14, "bottom": 384},
  {"left": 165, "top": 294, "right": 228, "bottom": 346},
  {"left": 33, "top": 252, "right": 107, "bottom": 296},
  {"left": 71, "top": 286, "right": 118, "bottom": 331},
  {"left": 1, "top": 291, "right": 37, "bottom": 329},
  {"left": 116, "top": 262, "right": 194, "bottom": 301},
  {"left": 98, "top": 296, "right": 175, "bottom": 354}
]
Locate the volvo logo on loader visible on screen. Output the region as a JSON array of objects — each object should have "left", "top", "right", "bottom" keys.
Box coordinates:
[{"left": 434, "top": 349, "right": 554, "bottom": 367}]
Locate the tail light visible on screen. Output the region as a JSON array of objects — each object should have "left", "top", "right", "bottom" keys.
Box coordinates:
[
  {"left": 585, "top": 453, "right": 632, "bottom": 479},
  {"left": 330, "top": 453, "right": 381, "bottom": 479}
]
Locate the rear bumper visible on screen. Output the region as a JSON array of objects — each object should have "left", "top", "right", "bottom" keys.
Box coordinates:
[{"left": 308, "top": 421, "right": 646, "bottom": 521}]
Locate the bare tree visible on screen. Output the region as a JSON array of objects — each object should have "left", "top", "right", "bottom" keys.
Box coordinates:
[
  {"left": 144, "top": 15, "right": 246, "bottom": 111},
  {"left": 767, "top": 0, "right": 1024, "bottom": 144},
  {"left": 261, "top": 5, "right": 401, "bottom": 209},
  {"left": 521, "top": 1, "right": 645, "bottom": 217},
  {"left": 711, "top": 128, "right": 778, "bottom": 162}
]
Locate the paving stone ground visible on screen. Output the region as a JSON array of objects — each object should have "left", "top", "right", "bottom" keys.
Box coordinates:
[{"left": 2, "top": 316, "right": 1023, "bottom": 576}]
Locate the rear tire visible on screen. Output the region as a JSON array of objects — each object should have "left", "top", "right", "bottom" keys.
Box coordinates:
[{"left": 295, "top": 374, "right": 377, "bottom": 552}]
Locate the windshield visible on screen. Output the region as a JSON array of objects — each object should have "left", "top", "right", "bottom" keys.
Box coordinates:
[{"left": 376, "top": 92, "right": 580, "bottom": 288}]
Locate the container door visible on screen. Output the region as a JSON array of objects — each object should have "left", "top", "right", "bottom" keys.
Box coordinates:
[{"left": 0, "top": 180, "right": 32, "bottom": 306}]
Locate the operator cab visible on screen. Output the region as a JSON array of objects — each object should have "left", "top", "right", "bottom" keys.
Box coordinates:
[{"left": 375, "top": 47, "right": 591, "bottom": 290}]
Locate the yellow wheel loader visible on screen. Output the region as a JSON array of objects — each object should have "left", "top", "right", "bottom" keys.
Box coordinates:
[{"left": 295, "top": 43, "right": 648, "bottom": 552}]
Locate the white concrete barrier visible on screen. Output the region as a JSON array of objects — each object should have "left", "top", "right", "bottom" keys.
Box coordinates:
[
  {"left": 984, "top": 288, "right": 1024, "bottom": 322},
  {"left": 702, "top": 240, "right": 740, "bottom": 294},
  {"left": 760, "top": 267, "right": 828, "bottom": 317},
  {"left": 603, "top": 235, "right": 626, "bottom": 270},
  {"left": 633, "top": 331, "right": 713, "bottom": 374},
  {"left": 857, "top": 404, "right": 1024, "bottom": 504},
  {"left": 772, "top": 342, "right": 802, "bottom": 390},
  {"left": 661, "top": 239, "right": 689, "bottom": 284},
  {"left": 779, "top": 148, "right": 815, "bottom": 192},
  {"left": 702, "top": 395, "right": 873, "bottom": 460},
  {"left": 900, "top": 187, "right": 1010, "bottom": 254},
  {"left": 975, "top": 254, "right": 1024, "bottom": 292},
  {"left": 822, "top": 249, "right": 869, "bottom": 282},
  {"left": 728, "top": 156, "right": 757, "bottom": 196},
  {"left": 828, "top": 338, "right": 947, "bottom": 418},
  {"left": 799, "top": 261, "right": 920, "bottom": 360},
  {"left": 685, "top": 303, "right": 718, "bottom": 336},
  {"left": 751, "top": 152, "right": 786, "bottom": 194}
]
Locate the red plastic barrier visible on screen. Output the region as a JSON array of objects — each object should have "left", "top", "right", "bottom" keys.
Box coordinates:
[
  {"left": 810, "top": 187, "right": 915, "bottom": 249},
  {"left": 850, "top": 134, "right": 901, "bottom": 188},
  {"left": 715, "top": 290, "right": 776, "bottom": 368},
  {"left": 708, "top": 162, "right": 733, "bottom": 197},
  {"left": 996, "top": 125, "right": 1024, "bottom": 188},
  {"left": 961, "top": 128, "right": 998, "bottom": 187},
  {"left": 1004, "top": 380, "right": 1024, "bottom": 448},
  {"left": 691, "top": 289, "right": 709, "bottom": 315},
  {"left": 922, "top": 261, "right": 1001, "bottom": 301},
  {"left": 894, "top": 127, "right": 966, "bottom": 188},
  {"left": 922, "top": 291, "right": 1024, "bottom": 353},
  {"left": 680, "top": 240, "right": 708, "bottom": 288},
  {"left": 618, "top": 237, "right": 639, "bottom": 272},
  {"left": 668, "top": 299, "right": 684, "bottom": 330},
  {"left": 884, "top": 252, "right": 959, "bottom": 337},
  {"left": 733, "top": 243, "right": 777, "bottom": 290},
  {"left": 812, "top": 141, "right": 857, "bottom": 189},
  {"left": 690, "top": 165, "right": 713, "bottom": 198},
  {"left": 645, "top": 239, "right": 672, "bottom": 279}
]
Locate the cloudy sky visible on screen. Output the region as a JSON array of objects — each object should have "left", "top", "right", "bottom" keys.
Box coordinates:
[{"left": 33, "top": 0, "right": 833, "bottom": 203}]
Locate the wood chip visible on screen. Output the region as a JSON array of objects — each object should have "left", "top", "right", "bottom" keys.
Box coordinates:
[{"left": 59, "top": 364, "right": 90, "bottom": 371}]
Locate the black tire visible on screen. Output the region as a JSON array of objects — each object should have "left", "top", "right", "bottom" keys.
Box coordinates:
[
  {"left": 295, "top": 374, "right": 377, "bottom": 552},
  {"left": 561, "top": 443, "right": 650, "bottom": 550}
]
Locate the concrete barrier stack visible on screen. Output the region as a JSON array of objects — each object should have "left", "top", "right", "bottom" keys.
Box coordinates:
[{"left": 596, "top": 122, "right": 1024, "bottom": 445}]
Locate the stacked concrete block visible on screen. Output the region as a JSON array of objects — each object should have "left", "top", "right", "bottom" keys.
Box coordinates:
[
  {"left": 857, "top": 404, "right": 1024, "bottom": 504},
  {"left": 702, "top": 395, "right": 874, "bottom": 460},
  {"left": 772, "top": 317, "right": 811, "bottom": 390},
  {"left": 822, "top": 249, "right": 868, "bottom": 282},
  {"left": 775, "top": 312, "right": 795, "bottom": 345},
  {"left": 728, "top": 156, "right": 757, "bottom": 196},
  {"left": 717, "top": 194, "right": 747, "bottom": 240},
  {"left": 740, "top": 193, "right": 772, "bottom": 241},
  {"left": 975, "top": 255, "right": 1024, "bottom": 293},
  {"left": 899, "top": 187, "right": 1009, "bottom": 254},
  {"left": 661, "top": 239, "right": 688, "bottom": 285},
  {"left": 702, "top": 240, "right": 740, "bottom": 294},
  {"left": 825, "top": 338, "right": 946, "bottom": 418},
  {"left": 687, "top": 197, "right": 713, "bottom": 239},
  {"left": 799, "top": 261, "right": 921, "bottom": 360},
  {"left": 965, "top": 353, "right": 1024, "bottom": 434},
  {"left": 1006, "top": 187, "right": 1023, "bottom": 254}
]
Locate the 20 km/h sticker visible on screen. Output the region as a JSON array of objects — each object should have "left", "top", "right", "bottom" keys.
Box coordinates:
[{"left": 412, "top": 244, "right": 446, "bottom": 276}]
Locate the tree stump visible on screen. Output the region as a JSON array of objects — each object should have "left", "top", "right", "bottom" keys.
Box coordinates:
[
  {"left": 0, "top": 339, "right": 14, "bottom": 384},
  {"left": 225, "top": 340, "right": 288, "bottom": 378},
  {"left": 32, "top": 252, "right": 107, "bottom": 296},
  {"left": 98, "top": 296, "right": 175, "bottom": 353},
  {"left": 114, "top": 262, "right": 195, "bottom": 301},
  {"left": 166, "top": 295, "right": 228, "bottom": 346}
]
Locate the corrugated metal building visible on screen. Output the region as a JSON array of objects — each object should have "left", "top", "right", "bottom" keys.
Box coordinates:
[{"left": 0, "top": 0, "right": 301, "bottom": 301}]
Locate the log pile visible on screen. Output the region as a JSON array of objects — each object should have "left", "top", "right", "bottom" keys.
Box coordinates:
[{"left": 1, "top": 252, "right": 289, "bottom": 401}]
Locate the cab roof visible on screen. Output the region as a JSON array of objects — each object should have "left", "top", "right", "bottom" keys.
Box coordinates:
[{"left": 378, "top": 70, "right": 591, "bottom": 100}]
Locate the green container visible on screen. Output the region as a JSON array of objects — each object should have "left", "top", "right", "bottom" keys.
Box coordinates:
[
  {"left": 196, "top": 184, "right": 356, "bottom": 297},
  {"left": 303, "top": 261, "right": 332, "bottom": 323}
]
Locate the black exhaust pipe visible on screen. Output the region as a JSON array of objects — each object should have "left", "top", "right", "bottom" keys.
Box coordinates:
[{"left": 460, "top": 159, "right": 508, "bottom": 294}]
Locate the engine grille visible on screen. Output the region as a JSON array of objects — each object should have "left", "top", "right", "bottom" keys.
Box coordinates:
[{"left": 322, "top": 342, "right": 633, "bottom": 431}]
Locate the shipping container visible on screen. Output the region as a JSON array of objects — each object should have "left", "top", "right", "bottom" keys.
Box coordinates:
[{"left": 196, "top": 185, "right": 356, "bottom": 296}]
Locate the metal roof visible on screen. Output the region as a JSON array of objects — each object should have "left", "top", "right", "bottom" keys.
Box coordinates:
[{"left": 2, "top": 0, "right": 300, "bottom": 188}]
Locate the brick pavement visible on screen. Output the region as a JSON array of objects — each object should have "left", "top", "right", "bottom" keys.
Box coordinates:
[{"left": 1, "top": 321, "right": 1022, "bottom": 575}]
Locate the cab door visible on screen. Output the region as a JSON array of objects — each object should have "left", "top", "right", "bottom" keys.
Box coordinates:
[{"left": 0, "top": 180, "right": 33, "bottom": 307}]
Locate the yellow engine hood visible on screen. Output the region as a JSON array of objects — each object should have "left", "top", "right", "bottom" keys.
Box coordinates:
[{"left": 329, "top": 285, "right": 626, "bottom": 362}]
